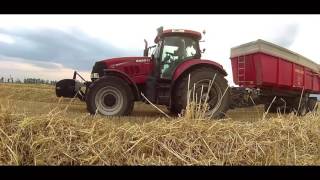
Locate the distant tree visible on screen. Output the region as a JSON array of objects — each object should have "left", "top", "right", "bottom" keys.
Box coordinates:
[{"left": 15, "top": 77, "right": 56, "bottom": 85}]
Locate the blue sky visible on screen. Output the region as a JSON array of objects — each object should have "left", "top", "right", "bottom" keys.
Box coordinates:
[{"left": 0, "top": 15, "right": 320, "bottom": 85}]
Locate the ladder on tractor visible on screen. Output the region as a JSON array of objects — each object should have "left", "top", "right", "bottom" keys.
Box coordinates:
[{"left": 238, "top": 55, "right": 246, "bottom": 83}]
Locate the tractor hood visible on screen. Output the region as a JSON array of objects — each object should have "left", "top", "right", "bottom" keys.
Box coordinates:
[
  {"left": 91, "top": 56, "right": 152, "bottom": 79},
  {"left": 101, "top": 57, "right": 152, "bottom": 68}
]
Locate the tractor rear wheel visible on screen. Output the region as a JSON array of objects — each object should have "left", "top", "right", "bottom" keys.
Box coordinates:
[
  {"left": 86, "top": 76, "right": 134, "bottom": 116},
  {"left": 172, "top": 67, "right": 230, "bottom": 119},
  {"left": 167, "top": 106, "right": 181, "bottom": 116}
]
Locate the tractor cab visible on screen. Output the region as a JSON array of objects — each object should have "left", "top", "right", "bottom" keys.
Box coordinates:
[
  {"left": 144, "top": 27, "right": 204, "bottom": 105},
  {"left": 56, "top": 27, "right": 230, "bottom": 118},
  {"left": 145, "top": 27, "right": 203, "bottom": 80}
]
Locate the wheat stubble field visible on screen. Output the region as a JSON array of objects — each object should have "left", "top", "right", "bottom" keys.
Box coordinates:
[{"left": 0, "top": 83, "right": 320, "bottom": 165}]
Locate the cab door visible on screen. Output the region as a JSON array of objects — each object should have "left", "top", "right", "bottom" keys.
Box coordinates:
[{"left": 144, "top": 41, "right": 162, "bottom": 103}]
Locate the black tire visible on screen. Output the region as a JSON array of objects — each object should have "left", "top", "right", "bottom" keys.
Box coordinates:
[
  {"left": 172, "top": 67, "right": 230, "bottom": 119},
  {"left": 292, "top": 97, "right": 308, "bottom": 116},
  {"left": 86, "top": 76, "right": 134, "bottom": 116},
  {"left": 307, "top": 97, "right": 318, "bottom": 112},
  {"left": 167, "top": 106, "right": 181, "bottom": 116},
  {"left": 264, "top": 97, "right": 294, "bottom": 114},
  {"left": 297, "top": 101, "right": 307, "bottom": 116},
  {"left": 264, "top": 103, "right": 278, "bottom": 113}
]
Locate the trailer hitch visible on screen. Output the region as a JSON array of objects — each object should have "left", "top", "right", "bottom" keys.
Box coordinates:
[{"left": 229, "top": 87, "right": 261, "bottom": 109}]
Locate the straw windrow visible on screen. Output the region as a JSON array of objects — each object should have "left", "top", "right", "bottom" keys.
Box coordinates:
[{"left": 1, "top": 83, "right": 320, "bottom": 165}]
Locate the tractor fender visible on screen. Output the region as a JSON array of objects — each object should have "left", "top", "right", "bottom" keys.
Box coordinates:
[
  {"left": 89, "top": 69, "right": 140, "bottom": 100},
  {"left": 172, "top": 59, "right": 227, "bottom": 82}
]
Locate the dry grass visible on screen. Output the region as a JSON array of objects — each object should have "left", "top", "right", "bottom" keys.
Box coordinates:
[{"left": 1, "top": 83, "right": 320, "bottom": 165}]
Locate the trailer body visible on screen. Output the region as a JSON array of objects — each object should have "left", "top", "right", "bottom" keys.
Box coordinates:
[
  {"left": 231, "top": 39, "right": 320, "bottom": 94},
  {"left": 229, "top": 39, "right": 319, "bottom": 114}
]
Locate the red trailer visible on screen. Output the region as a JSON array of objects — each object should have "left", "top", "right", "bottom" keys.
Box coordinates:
[{"left": 230, "top": 39, "right": 319, "bottom": 115}]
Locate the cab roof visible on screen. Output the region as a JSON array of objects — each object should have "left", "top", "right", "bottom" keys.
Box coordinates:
[{"left": 154, "top": 29, "right": 202, "bottom": 43}]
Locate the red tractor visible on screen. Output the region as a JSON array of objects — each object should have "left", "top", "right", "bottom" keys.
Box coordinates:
[{"left": 56, "top": 27, "right": 230, "bottom": 118}]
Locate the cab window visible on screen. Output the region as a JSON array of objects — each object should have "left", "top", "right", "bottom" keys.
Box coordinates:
[{"left": 160, "top": 36, "right": 200, "bottom": 79}]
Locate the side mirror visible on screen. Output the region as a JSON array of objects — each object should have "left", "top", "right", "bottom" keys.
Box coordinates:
[{"left": 202, "top": 48, "right": 206, "bottom": 53}]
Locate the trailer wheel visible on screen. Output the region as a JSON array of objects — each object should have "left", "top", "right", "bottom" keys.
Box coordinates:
[
  {"left": 298, "top": 102, "right": 307, "bottom": 116},
  {"left": 172, "top": 67, "right": 230, "bottom": 119},
  {"left": 86, "top": 76, "right": 134, "bottom": 116},
  {"left": 264, "top": 103, "right": 278, "bottom": 114},
  {"left": 264, "top": 98, "right": 295, "bottom": 114},
  {"left": 307, "top": 97, "right": 318, "bottom": 112},
  {"left": 291, "top": 97, "right": 308, "bottom": 116}
]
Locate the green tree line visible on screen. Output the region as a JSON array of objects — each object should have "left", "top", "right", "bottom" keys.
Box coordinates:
[{"left": 0, "top": 77, "right": 57, "bottom": 85}]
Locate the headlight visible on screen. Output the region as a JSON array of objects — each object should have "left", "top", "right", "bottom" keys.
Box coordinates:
[{"left": 91, "top": 73, "right": 99, "bottom": 79}]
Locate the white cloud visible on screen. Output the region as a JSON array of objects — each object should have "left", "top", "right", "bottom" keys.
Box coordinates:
[
  {"left": 0, "top": 56, "right": 90, "bottom": 81},
  {"left": 0, "top": 33, "right": 15, "bottom": 44}
]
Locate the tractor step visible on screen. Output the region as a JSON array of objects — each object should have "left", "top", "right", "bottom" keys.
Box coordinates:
[{"left": 156, "top": 82, "right": 171, "bottom": 105}]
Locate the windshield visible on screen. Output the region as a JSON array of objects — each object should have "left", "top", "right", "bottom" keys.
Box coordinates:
[
  {"left": 161, "top": 36, "right": 200, "bottom": 60},
  {"left": 160, "top": 36, "right": 200, "bottom": 79}
]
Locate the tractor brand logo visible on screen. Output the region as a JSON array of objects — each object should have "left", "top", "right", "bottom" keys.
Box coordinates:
[{"left": 135, "top": 59, "right": 150, "bottom": 63}]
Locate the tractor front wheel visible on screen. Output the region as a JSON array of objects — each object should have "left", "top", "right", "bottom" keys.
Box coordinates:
[{"left": 86, "top": 76, "right": 134, "bottom": 116}]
